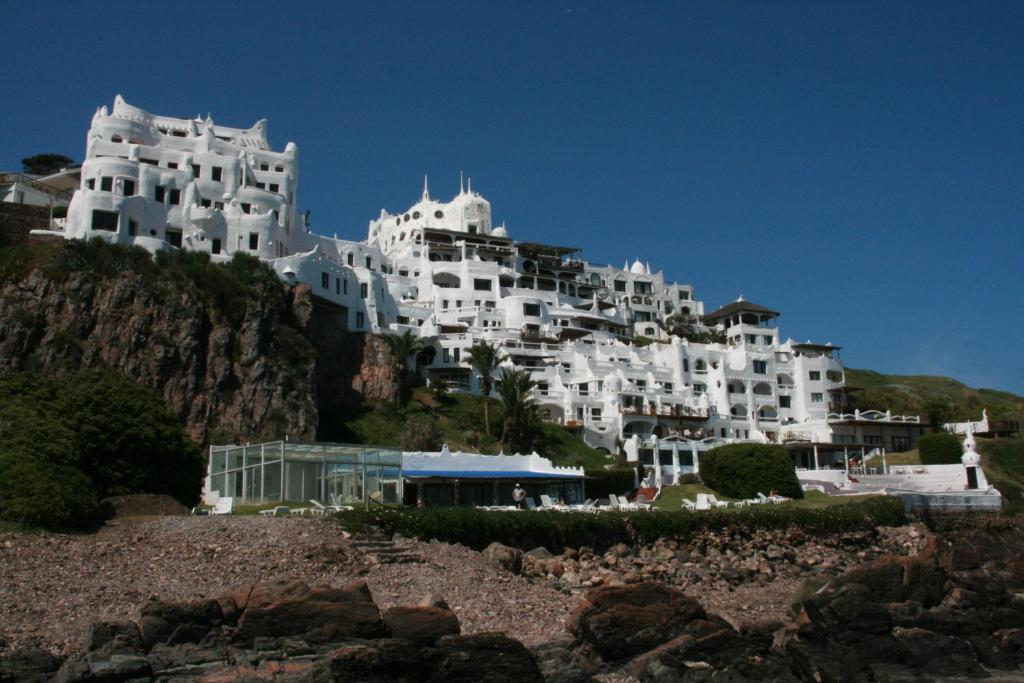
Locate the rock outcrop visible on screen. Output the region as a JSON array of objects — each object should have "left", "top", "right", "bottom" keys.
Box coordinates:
[
  {"left": 560, "top": 522, "right": 1024, "bottom": 681},
  {"left": 0, "top": 245, "right": 398, "bottom": 445}
]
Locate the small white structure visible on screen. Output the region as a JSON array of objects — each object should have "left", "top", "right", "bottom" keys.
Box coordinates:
[{"left": 402, "top": 444, "right": 585, "bottom": 506}]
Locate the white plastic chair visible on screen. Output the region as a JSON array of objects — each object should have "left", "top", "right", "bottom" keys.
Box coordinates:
[
  {"left": 694, "top": 494, "right": 712, "bottom": 511},
  {"left": 705, "top": 494, "right": 729, "bottom": 509},
  {"left": 210, "top": 497, "right": 233, "bottom": 515},
  {"left": 681, "top": 497, "right": 697, "bottom": 511}
]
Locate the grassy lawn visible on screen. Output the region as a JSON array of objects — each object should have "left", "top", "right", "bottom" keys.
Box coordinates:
[
  {"left": 882, "top": 449, "right": 920, "bottom": 466},
  {"left": 979, "top": 437, "right": 1024, "bottom": 514}
]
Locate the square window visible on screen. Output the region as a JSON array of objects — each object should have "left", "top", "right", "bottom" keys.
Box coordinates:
[
  {"left": 122, "top": 179, "right": 135, "bottom": 196},
  {"left": 140, "top": 158, "right": 157, "bottom": 166},
  {"left": 256, "top": 182, "right": 265, "bottom": 190},
  {"left": 269, "top": 183, "right": 279, "bottom": 193},
  {"left": 154, "top": 186, "right": 165, "bottom": 202},
  {"left": 200, "top": 199, "right": 211, "bottom": 208},
  {"left": 212, "top": 238, "right": 222, "bottom": 255},
  {"left": 214, "top": 201, "right": 224, "bottom": 210},
  {"left": 211, "top": 166, "right": 222, "bottom": 182},
  {"left": 168, "top": 189, "right": 180, "bottom": 205},
  {"left": 614, "top": 280, "right": 626, "bottom": 292},
  {"left": 167, "top": 162, "right": 178, "bottom": 169},
  {"left": 473, "top": 278, "right": 492, "bottom": 291},
  {"left": 811, "top": 392, "right": 823, "bottom": 403},
  {"left": 275, "top": 164, "right": 284, "bottom": 172},
  {"left": 360, "top": 283, "right": 368, "bottom": 298},
  {"left": 166, "top": 229, "right": 182, "bottom": 248},
  {"left": 365, "top": 256, "right": 372, "bottom": 269},
  {"left": 248, "top": 233, "right": 259, "bottom": 250},
  {"left": 260, "top": 163, "right": 269, "bottom": 171},
  {"left": 321, "top": 272, "right": 329, "bottom": 289},
  {"left": 127, "top": 219, "right": 137, "bottom": 236},
  {"left": 343, "top": 279, "right": 348, "bottom": 295},
  {"left": 347, "top": 253, "right": 354, "bottom": 266},
  {"left": 191, "top": 164, "right": 201, "bottom": 178},
  {"left": 100, "top": 177, "right": 112, "bottom": 192},
  {"left": 356, "top": 312, "right": 364, "bottom": 328},
  {"left": 86, "top": 178, "right": 95, "bottom": 190},
  {"left": 241, "top": 203, "right": 251, "bottom": 214},
  {"left": 809, "top": 371, "right": 821, "bottom": 381},
  {"left": 753, "top": 360, "right": 767, "bottom": 374},
  {"left": 779, "top": 395, "right": 791, "bottom": 408},
  {"left": 335, "top": 278, "right": 340, "bottom": 294}
]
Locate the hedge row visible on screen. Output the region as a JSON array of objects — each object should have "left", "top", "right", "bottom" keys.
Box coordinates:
[
  {"left": 919, "top": 432, "right": 963, "bottom": 465},
  {"left": 699, "top": 443, "right": 804, "bottom": 500},
  {"left": 334, "top": 496, "right": 905, "bottom": 552}
]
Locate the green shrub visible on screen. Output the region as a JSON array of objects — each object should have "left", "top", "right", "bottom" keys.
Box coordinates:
[
  {"left": 919, "top": 432, "right": 962, "bottom": 465},
  {"left": 0, "top": 454, "right": 100, "bottom": 530},
  {"left": 0, "top": 369, "right": 203, "bottom": 530},
  {"left": 334, "top": 496, "right": 904, "bottom": 552},
  {"left": 699, "top": 443, "right": 803, "bottom": 500},
  {"left": 585, "top": 468, "right": 637, "bottom": 499},
  {"left": 678, "top": 473, "right": 701, "bottom": 485}
]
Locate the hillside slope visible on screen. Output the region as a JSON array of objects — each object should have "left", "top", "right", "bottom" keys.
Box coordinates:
[{"left": 845, "top": 368, "right": 1024, "bottom": 426}]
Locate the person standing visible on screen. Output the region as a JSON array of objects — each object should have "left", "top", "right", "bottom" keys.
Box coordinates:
[{"left": 513, "top": 483, "right": 527, "bottom": 509}]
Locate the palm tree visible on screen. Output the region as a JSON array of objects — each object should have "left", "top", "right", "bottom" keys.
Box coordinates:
[
  {"left": 497, "top": 368, "right": 541, "bottom": 453},
  {"left": 466, "top": 341, "right": 504, "bottom": 436},
  {"left": 380, "top": 330, "right": 429, "bottom": 408}
]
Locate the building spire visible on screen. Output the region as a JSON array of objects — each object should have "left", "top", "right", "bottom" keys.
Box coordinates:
[
  {"left": 422, "top": 174, "right": 430, "bottom": 201},
  {"left": 459, "top": 170, "right": 465, "bottom": 194},
  {"left": 467, "top": 176, "right": 472, "bottom": 194}
]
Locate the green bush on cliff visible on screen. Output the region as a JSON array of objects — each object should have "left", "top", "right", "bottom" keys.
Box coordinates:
[
  {"left": 918, "top": 432, "right": 963, "bottom": 465},
  {"left": 699, "top": 443, "right": 804, "bottom": 500},
  {"left": 0, "top": 369, "right": 204, "bottom": 530}
]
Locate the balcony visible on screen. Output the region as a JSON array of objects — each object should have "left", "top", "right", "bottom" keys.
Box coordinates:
[{"left": 621, "top": 405, "right": 710, "bottom": 421}]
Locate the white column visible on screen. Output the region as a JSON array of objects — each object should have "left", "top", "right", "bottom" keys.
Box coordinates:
[
  {"left": 813, "top": 444, "right": 819, "bottom": 470},
  {"left": 691, "top": 442, "right": 700, "bottom": 476},
  {"left": 671, "top": 442, "right": 680, "bottom": 484}
]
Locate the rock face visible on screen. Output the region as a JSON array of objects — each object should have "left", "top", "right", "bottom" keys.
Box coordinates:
[{"left": 0, "top": 252, "right": 398, "bottom": 444}]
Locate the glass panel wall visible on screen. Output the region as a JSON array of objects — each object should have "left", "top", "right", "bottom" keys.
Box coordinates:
[{"left": 207, "top": 441, "right": 402, "bottom": 506}]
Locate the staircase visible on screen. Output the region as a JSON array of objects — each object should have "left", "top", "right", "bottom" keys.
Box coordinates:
[{"left": 348, "top": 533, "right": 424, "bottom": 565}]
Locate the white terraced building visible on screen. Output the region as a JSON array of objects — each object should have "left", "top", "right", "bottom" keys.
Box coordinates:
[{"left": 45, "top": 96, "right": 924, "bottom": 483}]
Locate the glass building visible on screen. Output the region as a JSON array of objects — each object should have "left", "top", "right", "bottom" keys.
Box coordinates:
[{"left": 207, "top": 441, "right": 403, "bottom": 506}]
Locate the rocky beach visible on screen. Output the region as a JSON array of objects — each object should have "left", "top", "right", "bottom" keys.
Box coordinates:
[{"left": 3, "top": 512, "right": 1022, "bottom": 681}]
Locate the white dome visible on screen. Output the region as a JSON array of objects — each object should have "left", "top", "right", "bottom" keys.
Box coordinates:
[
  {"left": 630, "top": 258, "right": 647, "bottom": 274},
  {"left": 492, "top": 226, "right": 508, "bottom": 238}
]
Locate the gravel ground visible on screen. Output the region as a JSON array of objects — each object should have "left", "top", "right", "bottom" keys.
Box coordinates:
[
  {"left": 0, "top": 516, "right": 576, "bottom": 656},
  {"left": 0, "top": 516, "right": 930, "bottom": 660}
]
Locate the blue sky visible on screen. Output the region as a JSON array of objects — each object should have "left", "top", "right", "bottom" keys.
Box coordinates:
[{"left": 3, "top": 1, "right": 1022, "bottom": 394}]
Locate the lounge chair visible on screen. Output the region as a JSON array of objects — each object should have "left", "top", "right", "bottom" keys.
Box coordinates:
[
  {"left": 259, "top": 505, "right": 291, "bottom": 517},
  {"left": 210, "top": 497, "right": 233, "bottom": 515},
  {"left": 694, "top": 494, "right": 712, "bottom": 511},
  {"left": 525, "top": 497, "right": 537, "bottom": 510},
  {"left": 681, "top": 497, "right": 697, "bottom": 511},
  {"left": 309, "top": 499, "right": 345, "bottom": 515},
  {"left": 633, "top": 494, "right": 652, "bottom": 511},
  {"left": 705, "top": 494, "right": 729, "bottom": 509},
  {"left": 539, "top": 494, "right": 557, "bottom": 509}
]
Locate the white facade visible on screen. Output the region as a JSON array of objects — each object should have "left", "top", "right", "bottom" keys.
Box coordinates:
[{"left": 49, "top": 97, "right": 924, "bottom": 481}]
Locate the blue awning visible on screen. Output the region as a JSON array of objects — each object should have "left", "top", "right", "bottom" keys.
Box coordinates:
[{"left": 403, "top": 470, "right": 583, "bottom": 479}]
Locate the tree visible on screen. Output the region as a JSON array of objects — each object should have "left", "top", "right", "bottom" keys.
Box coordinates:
[
  {"left": 698, "top": 443, "right": 803, "bottom": 500},
  {"left": 466, "top": 341, "right": 504, "bottom": 437},
  {"left": 0, "top": 369, "right": 204, "bottom": 530},
  {"left": 497, "top": 368, "right": 543, "bottom": 454},
  {"left": 21, "top": 154, "right": 73, "bottom": 176},
  {"left": 380, "top": 330, "right": 429, "bottom": 408}
]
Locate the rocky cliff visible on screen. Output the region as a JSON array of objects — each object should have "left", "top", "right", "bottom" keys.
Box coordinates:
[{"left": 0, "top": 240, "right": 396, "bottom": 445}]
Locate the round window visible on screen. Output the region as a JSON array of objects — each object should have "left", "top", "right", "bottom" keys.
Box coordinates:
[
  {"left": 404, "top": 213, "right": 410, "bottom": 222},
  {"left": 434, "top": 210, "right": 444, "bottom": 219},
  {"left": 395, "top": 218, "right": 401, "bottom": 226},
  {"left": 412, "top": 211, "right": 421, "bottom": 219}
]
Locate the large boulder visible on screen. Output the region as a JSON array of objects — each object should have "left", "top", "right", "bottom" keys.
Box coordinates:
[
  {"left": 429, "top": 633, "right": 544, "bottom": 682},
  {"left": 566, "top": 583, "right": 707, "bottom": 661},
  {"left": 137, "top": 597, "right": 224, "bottom": 649},
  {"left": 0, "top": 647, "right": 62, "bottom": 683},
  {"left": 483, "top": 542, "right": 523, "bottom": 574},
  {"left": 310, "top": 639, "right": 426, "bottom": 683},
  {"left": 85, "top": 620, "right": 143, "bottom": 655},
  {"left": 234, "top": 579, "right": 385, "bottom": 644},
  {"left": 382, "top": 606, "right": 461, "bottom": 645}
]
